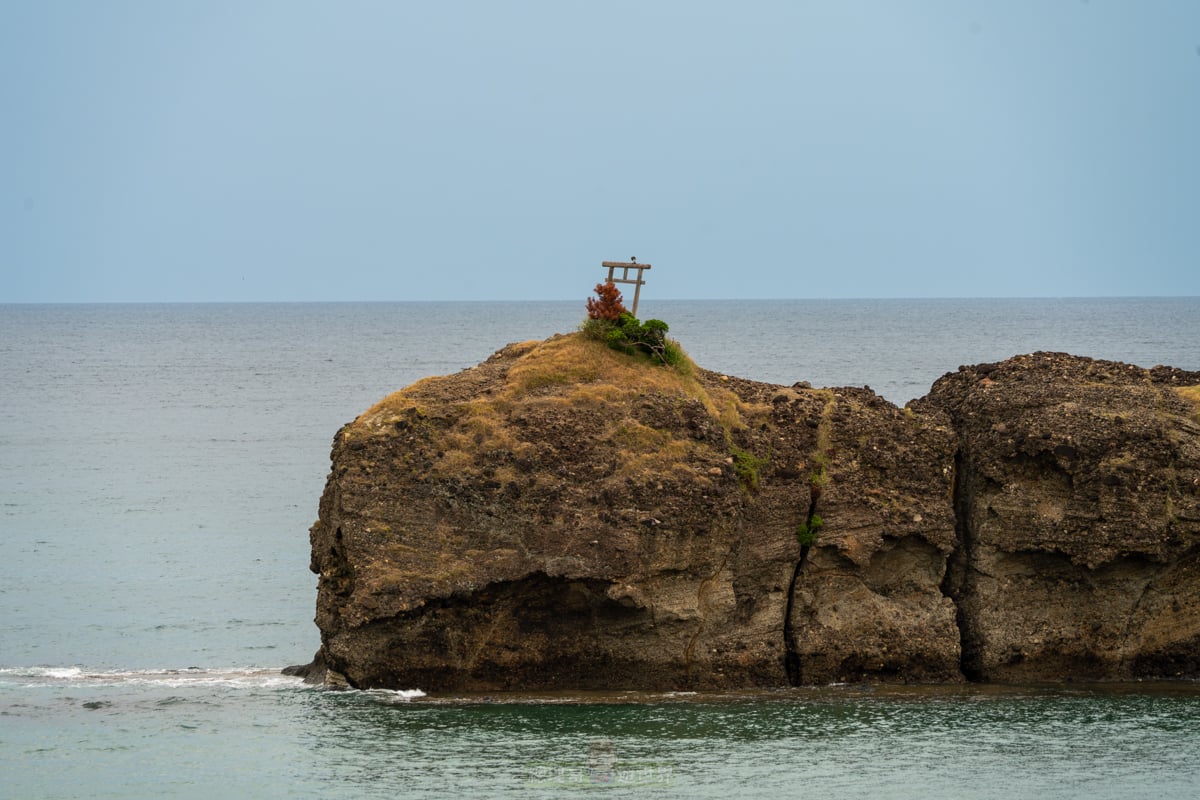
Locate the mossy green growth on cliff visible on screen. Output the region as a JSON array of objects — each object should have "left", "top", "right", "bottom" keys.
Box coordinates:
[
  {"left": 730, "top": 445, "right": 769, "bottom": 492},
  {"left": 795, "top": 514, "right": 823, "bottom": 546}
]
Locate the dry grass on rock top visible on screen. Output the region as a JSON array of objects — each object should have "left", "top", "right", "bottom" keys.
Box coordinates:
[
  {"left": 343, "top": 332, "right": 753, "bottom": 487},
  {"left": 1176, "top": 385, "right": 1200, "bottom": 422}
]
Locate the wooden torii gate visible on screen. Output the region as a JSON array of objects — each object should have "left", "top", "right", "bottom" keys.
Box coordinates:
[{"left": 601, "top": 258, "right": 651, "bottom": 317}]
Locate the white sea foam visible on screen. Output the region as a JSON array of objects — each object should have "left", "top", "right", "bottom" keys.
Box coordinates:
[
  {"left": 43, "top": 666, "right": 85, "bottom": 679},
  {"left": 363, "top": 687, "right": 427, "bottom": 703},
  {"left": 0, "top": 666, "right": 306, "bottom": 690}
]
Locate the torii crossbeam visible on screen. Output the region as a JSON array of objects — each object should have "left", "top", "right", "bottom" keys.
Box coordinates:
[{"left": 600, "top": 259, "right": 651, "bottom": 317}]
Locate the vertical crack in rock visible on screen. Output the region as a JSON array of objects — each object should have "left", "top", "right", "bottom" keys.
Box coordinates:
[
  {"left": 783, "top": 487, "right": 819, "bottom": 685},
  {"left": 941, "top": 449, "right": 982, "bottom": 681},
  {"left": 784, "top": 393, "right": 835, "bottom": 686}
]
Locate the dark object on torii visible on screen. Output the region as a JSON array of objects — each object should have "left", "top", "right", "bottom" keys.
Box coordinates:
[{"left": 600, "top": 258, "right": 651, "bottom": 317}]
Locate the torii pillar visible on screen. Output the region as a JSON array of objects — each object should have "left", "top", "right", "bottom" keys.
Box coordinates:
[{"left": 601, "top": 258, "right": 651, "bottom": 317}]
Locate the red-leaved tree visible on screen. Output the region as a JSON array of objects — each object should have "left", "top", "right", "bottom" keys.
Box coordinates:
[{"left": 586, "top": 281, "right": 628, "bottom": 321}]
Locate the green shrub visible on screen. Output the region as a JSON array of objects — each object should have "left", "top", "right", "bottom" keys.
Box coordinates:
[
  {"left": 796, "top": 514, "right": 823, "bottom": 547},
  {"left": 641, "top": 318, "right": 669, "bottom": 335},
  {"left": 581, "top": 312, "right": 683, "bottom": 368},
  {"left": 579, "top": 317, "right": 611, "bottom": 341}
]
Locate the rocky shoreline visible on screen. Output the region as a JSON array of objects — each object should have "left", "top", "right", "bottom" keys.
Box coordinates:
[{"left": 291, "top": 336, "right": 1200, "bottom": 691}]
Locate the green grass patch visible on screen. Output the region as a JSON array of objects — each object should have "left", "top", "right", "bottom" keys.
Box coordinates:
[{"left": 731, "top": 446, "right": 770, "bottom": 492}]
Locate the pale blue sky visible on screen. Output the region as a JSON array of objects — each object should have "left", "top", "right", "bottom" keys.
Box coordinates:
[{"left": 3, "top": 1, "right": 1198, "bottom": 302}]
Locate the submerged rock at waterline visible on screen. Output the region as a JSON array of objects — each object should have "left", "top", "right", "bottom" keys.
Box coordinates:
[{"left": 296, "top": 334, "right": 1200, "bottom": 690}]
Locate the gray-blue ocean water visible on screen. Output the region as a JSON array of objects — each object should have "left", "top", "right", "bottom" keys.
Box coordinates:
[{"left": 2, "top": 298, "right": 1199, "bottom": 799}]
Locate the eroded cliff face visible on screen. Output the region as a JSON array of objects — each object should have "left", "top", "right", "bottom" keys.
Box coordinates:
[
  {"left": 298, "top": 337, "right": 1200, "bottom": 691},
  {"left": 309, "top": 335, "right": 786, "bottom": 691},
  {"left": 919, "top": 353, "right": 1200, "bottom": 681}
]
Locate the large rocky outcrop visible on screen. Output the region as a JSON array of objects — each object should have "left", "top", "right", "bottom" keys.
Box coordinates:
[
  {"left": 297, "top": 336, "right": 1200, "bottom": 691},
  {"left": 919, "top": 353, "right": 1200, "bottom": 680}
]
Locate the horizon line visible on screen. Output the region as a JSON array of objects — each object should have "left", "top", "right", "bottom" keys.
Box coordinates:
[{"left": 3, "top": 295, "right": 1199, "bottom": 306}]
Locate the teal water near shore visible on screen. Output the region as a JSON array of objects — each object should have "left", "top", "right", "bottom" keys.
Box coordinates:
[
  {"left": 4, "top": 669, "right": 1200, "bottom": 799},
  {"left": 2, "top": 299, "right": 1199, "bottom": 798}
]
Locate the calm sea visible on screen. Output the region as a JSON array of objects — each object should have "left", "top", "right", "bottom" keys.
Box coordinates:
[{"left": 2, "top": 298, "right": 1199, "bottom": 799}]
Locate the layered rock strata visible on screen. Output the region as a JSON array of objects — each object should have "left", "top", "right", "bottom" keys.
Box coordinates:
[
  {"left": 920, "top": 353, "right": 1200, "bottom": 680},
  {"left": 297, "top": 337, "right": 1200, "bottom": 690}
]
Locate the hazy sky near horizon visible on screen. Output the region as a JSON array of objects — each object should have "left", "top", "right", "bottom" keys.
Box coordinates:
[{"left": 3, "top": 1, "right": 1199, "bottom": 302}]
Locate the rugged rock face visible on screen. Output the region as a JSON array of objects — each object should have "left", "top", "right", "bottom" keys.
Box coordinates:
[
  {"left": 919, "top": 352, "right": 1200, "bottom": 681},
  {"left": 299, "top": 337, "right": 1200, "bottom": 691}
]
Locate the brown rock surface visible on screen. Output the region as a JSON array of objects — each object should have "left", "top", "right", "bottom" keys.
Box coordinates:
[
  {"left": 298, "top": 339, "right": 1200, "bottom": 690},
  {"left": 920, "top": 352, "right": 1200, "bottom": 680}
]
